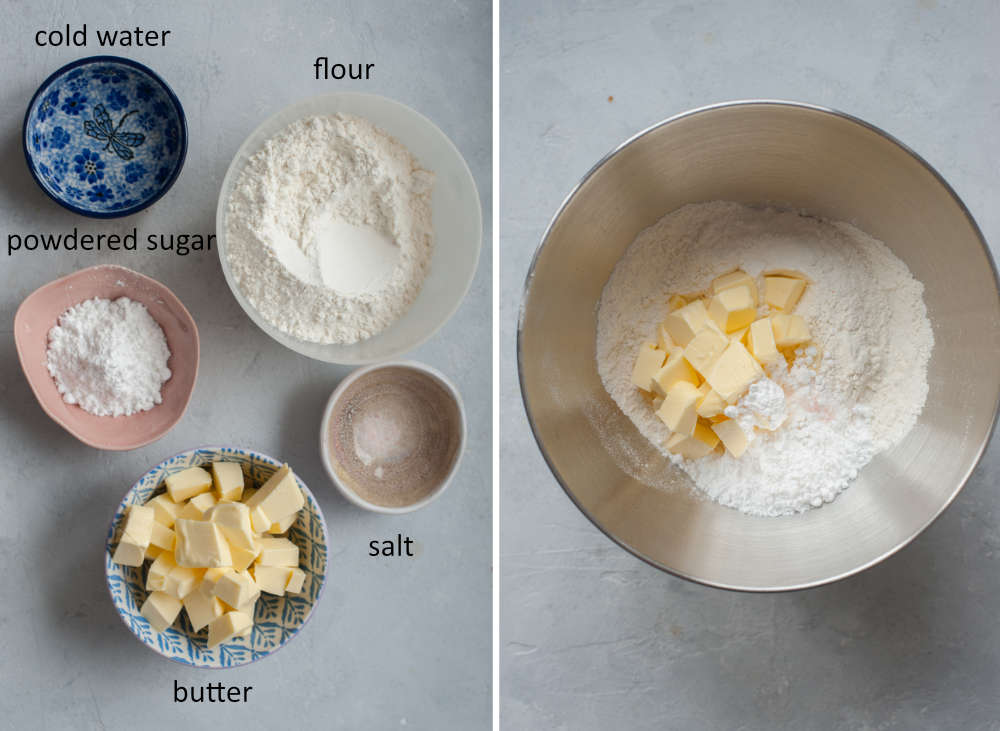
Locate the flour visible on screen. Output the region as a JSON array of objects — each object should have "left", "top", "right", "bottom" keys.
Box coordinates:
[
  {"left": 595, "top": 202, "right": 934, "bottom": 516},
  {"left": 226, "top": 114, "right": 434, "bottom": 344},
  {"left": 46, "top": 297, "right": 171, "bottom": 417}
]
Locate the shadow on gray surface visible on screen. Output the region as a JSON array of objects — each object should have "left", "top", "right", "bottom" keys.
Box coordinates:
[
  {"left": 39, "top": 472, "right": 142, "bottom": 660},
  {"left": 0, "top": 338, "right": 73, "bottom": 450},
  {"left": 279, "top": 370, "right": 354, "bottom": 509}
]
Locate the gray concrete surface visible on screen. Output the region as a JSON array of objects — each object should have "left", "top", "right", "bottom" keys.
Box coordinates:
[
  {"left": 500, "top": 1, "right": 1000, "bottom": 728},
  {"left": 0, "top": 1, "right": 490, "bottom": 728}
]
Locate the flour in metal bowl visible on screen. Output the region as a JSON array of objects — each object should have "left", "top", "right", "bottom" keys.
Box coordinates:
[{"left": 225, "top": 113, "right": 434, "bottom": 345}]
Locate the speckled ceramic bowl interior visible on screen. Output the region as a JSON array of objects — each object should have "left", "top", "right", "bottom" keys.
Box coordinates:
[
  {"left": 23, "top": 55, "right": 186, "bottom": 217},
  {"left": 104, "top": 447, "right": 329, "bottom": 668}
]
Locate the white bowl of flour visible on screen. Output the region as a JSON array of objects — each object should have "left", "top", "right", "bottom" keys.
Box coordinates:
[
  {"left": 217, "top": 93, "right": 481, "bottom": 363},
  {"left": 519, "top": 101, "right": 1000, "bottom": 590}
]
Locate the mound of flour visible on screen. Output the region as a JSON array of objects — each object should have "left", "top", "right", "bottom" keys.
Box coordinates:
[
  {"left": 595, "top": 202, "right": 934, "bottom": 516},
  {"left": 226, "top": 114, "right": 434, "bottom": 344}
]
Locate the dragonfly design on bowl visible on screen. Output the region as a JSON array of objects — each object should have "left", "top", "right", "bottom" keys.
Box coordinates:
[{"left": 84, "top": 103, "right": 145, "bottom": 161}]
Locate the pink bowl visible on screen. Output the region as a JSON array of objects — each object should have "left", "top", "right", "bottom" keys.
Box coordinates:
[{"left": 14, "top": 265, "right": 199, "bottom": 450}]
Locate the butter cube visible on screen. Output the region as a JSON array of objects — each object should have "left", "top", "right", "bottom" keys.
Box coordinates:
[
  {"left": 711, "top": 269, "right": 758, "bottom": 304},
  {"left": 163, "top": 565, "right": 203, "bottom": 600},
  {"left": 705, "top": 342, "right": 764, "bottom": 403},
  {"left": 665, "top": 420, "right": 720, "bottom": 459},
  {"left": 252, "top": 565, "right": 296, "bottom": 596},
  {"left": 631, "top": 343, "right": 666, "bottom": 391},
  {"left": 662, "top": 299, "right": 710, "bottom": 346},
  {"left": 285, "top": 568, "right": 307, "bottom": 594},
  {"left": 255, "top": 537, "right": 299, "bottom": 567},
  {"left": 211, "top": 462, "right": 245, "bottom": 503},
  {"left": 244, "top": 465, "right": 305, "bottom": 533},
  {"left": 712, "top": 419, "right": 750, "bottom": 458},
  {"left": 763, "top": 268, "right": 810, "bottom": 281},
  {"left": 650, "top": 350, "right": 700, "bottom": 397},
  {"left": 182, "top": 590, "right": 225, "bottom": 632},
  {"left": 228, "top": 575, "right": 259, "bottom": 618},
  {"left": 764, "top": 276, "right": 806, "bottom": 311},
  {"left": 112, "top": 542, "right": 145, "bottom": 568},
  {"left": 696, "top": 388, "right": 727, "bottom": 418},
  {"left": 247, "top": 506, "right": 268, "bottom": 535},
  {"left": 268, "top": 513, "right": 297, "bottom": 534},
  {"left": 667, "top": 294, "right": 688, "bottom": 311},
  {"left": 179, "top": 492, "right": 217, "bottom": 521},
  {"left": 212, "top": 569, "right": 260, "bottom": 610},
  {"left": 681, "top": 325, "right": 730, "bottom": 378},
  {"left": 164, "top": 467, "right": 213, "bottom": 503},
  {"left": 199, "top": 567, "right": 229, "bottom": 597},
  {"left": 146, "top": 551, "right": 177, "bottom": 592},
  {"left": 207, "top": 611, "right": 253, "bottom": 649},
  {"left": 656, "top": 323, "right": 675, "bottom": 352},
  {"left": 748, "top": 318, "right": 782, "bottom": 367},
  {"left": 112, "top": 505, "right": 155, "bottom": 567},
  {"left": 175, "top": 519, "right": 233, "bottom": 568},
  {"left": 655, "top": 381, "right": 700, "bottom": 436},
  {"left": 771, "top": 314, "right": 811, "bottom": 348},
  {"left": 226, "top": 598, "right": 258, "bottom": 628},
  {"left": 146, "top": 494, "right": 183, "bottom": 528},
  {"left": 229, "top": 540, "right": 263, "bottom": 572},
  {"left": 729, "top": 326, "right": 749, "bottom": 345},
  {"left": 148, "top": 521, "right": 176, "bottom": 553},
  {"left": 209, "top": 502, "right": 255, "bottom": 550},
  {"left": 145, "top": 544, "right": 164, "bottom": 561},
  {"left": 707, "top": 286, "right": 756, "bottom": 333},
  {"left": 121, "top": 504, "right": 155, "bottom": 542},
  {"left": 140, "top": 591, "right": 182, "bottom": 633}
]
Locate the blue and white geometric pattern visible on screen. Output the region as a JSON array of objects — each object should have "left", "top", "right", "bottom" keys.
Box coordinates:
[
  {"left": 105, "top": 447, "right": 328, "bottom": 668},
  {"left": 24, "top": 55, "right": 186, "bottom": 218}
]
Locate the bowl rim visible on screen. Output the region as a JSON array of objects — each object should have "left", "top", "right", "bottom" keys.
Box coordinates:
[
  {"left": 318, "top": 360, "right": 467, "bottom": 514},
  {"left": 13, "top": 263, "right": 200, "bottom": 451},
  {"left": 214, "top": 90, "right": 482, "bottom": 364},
  {"left": 517, "top": 98, "right": 1000, "bottom": 593},
  {"left": 103, "top": 445, "right": 330, "bottom": 668},
  {"left": 22, "top": 54, "right": 188, "bottom": 219}
]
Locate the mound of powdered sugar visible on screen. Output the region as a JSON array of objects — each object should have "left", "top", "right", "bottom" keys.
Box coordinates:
[
  {"left": 226, "top": 114, "right": 434, "bottom": 344},
  {"left": 595, "top": 202, "right": 933, "bottom": 516},
  {"left": 46, "top": 297, "right": 171, "bottom": 417}
]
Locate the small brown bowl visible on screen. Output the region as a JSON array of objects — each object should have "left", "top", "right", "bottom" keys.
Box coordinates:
[
  {"left": 320, "top": 361, "right": 466, "bottom": 513},
  {"left": 14, "top": 265, "right": 199, "bottom": 450}
]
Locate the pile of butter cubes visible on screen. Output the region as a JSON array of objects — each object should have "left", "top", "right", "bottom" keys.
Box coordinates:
[
  {"left": 631, "top": 269, "right": 812, "bottom": 460},
  {"left": 112, "top": 462, "right": 307, "bottom": 649}
]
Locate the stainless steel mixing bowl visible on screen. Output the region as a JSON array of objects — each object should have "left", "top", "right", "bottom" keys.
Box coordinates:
[{"left": 518, "top": 100, "right": 1000, "bottom": 591}]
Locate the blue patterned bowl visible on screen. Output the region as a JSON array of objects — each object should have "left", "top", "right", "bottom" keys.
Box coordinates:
[
  {"left": 104, "top": 447, "right": 329, "bottom": 667},
  {"left": 24, "top": 56, "right": 186, "bottom": 217}
]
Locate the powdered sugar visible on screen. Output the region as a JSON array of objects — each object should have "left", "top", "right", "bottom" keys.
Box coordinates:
[
  {"left": 46, "top": 297, "right": 171, "bottom": 417},
  {"left": 226, "top": 114, "right": 434, "bottom": 344},
  {"left": 724, "top": 376, "right": 787, "bottom": 434},
  {"left": 595, "top": 202, "right": 933, "bottom": 516},
  {"left": 690, "top": 349, "right": 877, "bottom": 514}
]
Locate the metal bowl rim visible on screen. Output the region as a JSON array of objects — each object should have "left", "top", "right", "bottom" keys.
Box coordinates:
[{"left": 516, "top": 98, "right": 1000, "bottom": 592}]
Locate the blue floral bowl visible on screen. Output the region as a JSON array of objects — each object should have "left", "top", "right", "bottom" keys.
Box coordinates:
[
  {"left": 24, "top": 56, "right": 186, "bottom": 217},
  {"left": 105, "top": 447, "right": 329, "bottom": 668}
]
